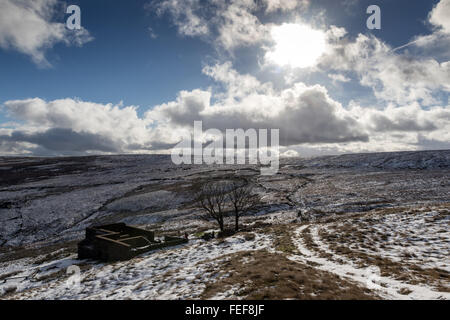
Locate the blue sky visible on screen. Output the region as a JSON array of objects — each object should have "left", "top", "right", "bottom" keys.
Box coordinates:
[
  {"left": 0, "top": 0, "right": 212, "bottom": 111},
  {"left": 0, "top": 0, "right": 449, "bottom": 156},
  {"left": 0, "top": 0, "right": 439, "bottom": 107}
]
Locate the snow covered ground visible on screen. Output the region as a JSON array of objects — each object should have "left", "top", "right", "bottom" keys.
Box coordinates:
[
  {"left": 0, "top": 233, "right": 273, "bottom": 299},
  {"left": 290, "top": 212, "right": 449, "bottom": 300},
  {"left": 0, "top": 150, "right": 448, "bottom": 299}
]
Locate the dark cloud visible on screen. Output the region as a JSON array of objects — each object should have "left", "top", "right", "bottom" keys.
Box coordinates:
[
  {"left": 154, "top": 84, "right": 370, "bottom": 146},
  {"left": 370, "top": 114, "right": 438, "bottom": 132},
  {"left": 0, "top": 128, "right": 119, "bottom": 153},
  {"left": 416, "top": 134, "right": 450, "bottom": 151}
]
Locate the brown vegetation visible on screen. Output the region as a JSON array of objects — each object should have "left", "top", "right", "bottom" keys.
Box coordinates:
[{"left": 201, "top": 250, "right": 378, "bottom": 300}]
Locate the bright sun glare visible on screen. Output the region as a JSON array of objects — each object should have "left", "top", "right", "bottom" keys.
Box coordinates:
[{"left": 266, "top": 23, "right": 326, "bottom": 69}]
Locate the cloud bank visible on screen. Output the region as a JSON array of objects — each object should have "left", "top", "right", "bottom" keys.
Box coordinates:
[
  {"left": 0, "top": 0, "right": 93, "bottom": 66},
  {"left": 1, "top": 60, "right": 449, "bottom": 156},
  {"left": 0, "top": 0, "right": 449, "bottom": 156}
]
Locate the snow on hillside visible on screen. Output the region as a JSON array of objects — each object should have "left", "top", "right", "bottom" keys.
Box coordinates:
[
  {"left": 291, "top": 150, "right": 450, "bottom": 170},
  {"left": 1, "top": 233, "right": 273, "bottom": 299},
  {"left": 0, "top": 150, "right": 448, "bottom": 300}
]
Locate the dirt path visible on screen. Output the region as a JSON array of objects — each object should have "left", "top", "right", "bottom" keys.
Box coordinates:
[{"left": 289, "top": 225, "right": 450, "bottom": 300}]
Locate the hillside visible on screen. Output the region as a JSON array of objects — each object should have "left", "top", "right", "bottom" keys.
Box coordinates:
[{"left": 0, "top": 150, "right": 449, "bottom": 299}]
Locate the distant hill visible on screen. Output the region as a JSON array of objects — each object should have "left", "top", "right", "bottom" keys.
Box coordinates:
[{"left": 293, "top": 150, "right": 450, "bottom": 170}]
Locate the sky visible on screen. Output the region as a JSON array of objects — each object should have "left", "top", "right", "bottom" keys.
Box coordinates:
[{"left": 0, "top": 0, "right": 449, "bottom": 157}]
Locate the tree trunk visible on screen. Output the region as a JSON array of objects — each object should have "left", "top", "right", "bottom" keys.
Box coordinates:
[
  {"left": 235, "top": 214, "right": 239, "bottom": 232},
  {"left": 218, "top": 217, "right": 224, "bottom": 232}
]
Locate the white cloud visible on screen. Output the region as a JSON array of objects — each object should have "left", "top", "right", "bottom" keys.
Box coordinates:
[
  {"left": 429, "top": 0, "right": 450, "bottom": 34},
  {"left": 352, "top": 103, "right": 448, "bottom": 133},
  {"left": 2, "top": 98, "right": 158, "bottom": 154},
  {"left": 148, "top": 62, "right": 369, "bottom": 146},
  {"left": 148, "top": 62, "right": 450, "bottom": 154},
  {"left": 153, "top": 0, "right": 209, "bottom": 37},
  {"left": 262, "top": 0, "right": 308, "bottom": 13},
  {"left": 150, "top": 0, "right": 450, "bottom": 111},
  {"left": 215, "top": 1, "right": 269, "bottom": 50},
  {"left": 328, "top": 73, "right": 351, "bottom": 83},
  {"left": 280, "top": 149, "right": 299, "bottom": 157},
  {"left": 326, "top": 25, "right": 348, "bottom": 41},
  {"left": 151, "top": 0, "right": 271, "bottom": 51},
  {"left": 0, "top": 0, "right": 93, "bottom": 66},
  {"left": 148, "top": 27, "right": 158, "bottom": 39},
  {"left": 1, "top": 62, "right": 449, "bottom": 156},
  {"left": 341, "top": 101, "right": 450, "bottom": 153},
  {"left": 202, "top": 61, "right": 273, "bottom": 100},
  {"left": 390, "top": 0, "right": 450, "bottom": 58},
  {"left": 318, "top": 33, "right": 450, "bottom": 105}
]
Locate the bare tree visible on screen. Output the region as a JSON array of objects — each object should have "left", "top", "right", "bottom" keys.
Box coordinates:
[
  {"left": 227, "top": 180, "right": 259, "bottom": 231},
  {"left": 196, "top": 181, "right": 230, "bottom": 232}
]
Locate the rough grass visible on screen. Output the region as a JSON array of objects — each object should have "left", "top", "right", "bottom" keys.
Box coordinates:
[
  {"left": 0, "top": 270, "right": 22, "bottom": 282},
  {"left": 262, "top": 224, "right": 298, "bottom": 254},
  {"left": 0, "top": 241, "right": 78, "bottom": 264},
  {"left": 201, "top": 250, "right": 378, "bottom": 300},
  {"left": 318, "top": 217, "right": 450, "bottom": 291}
]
